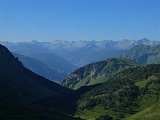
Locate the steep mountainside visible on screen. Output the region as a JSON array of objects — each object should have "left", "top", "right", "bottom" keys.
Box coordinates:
[
  {"left": 0, "top": 44, "right": 81, "bottom": 120},
  {"left": 61, "top": 58, "right": 138, "bottom": 89},
  {"left": 122, "top": 44, "right": 160, "bottom": 64},
  {"left": 76, "top": 64, "right": 160, "bottom": 120},
  {"left": 14, "top": 53, "right": 67, "bottom": 81},
  {"left": 0, "top": 44, "right": 70, "bottom": 103}
]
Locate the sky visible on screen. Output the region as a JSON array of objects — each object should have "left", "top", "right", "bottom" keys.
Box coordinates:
[{"left": 0, "top": 0, "right": 160, "bottom": 42}]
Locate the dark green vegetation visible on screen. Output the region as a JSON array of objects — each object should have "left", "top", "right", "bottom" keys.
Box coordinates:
[
  {"left": 76, "top": 64, "right": 160, "bottom": 120},
  {"left": 0, "top": 104, "right": 82, "bottom": 120},
  {"left": 122, "top": 44, "right": 160, "bottom": 64},
  {"left": 14, "top": 53, "right": 67, "bottom": 81},
  {"left": 0, "top": 44, "right": 81, "bottom": 120},
  {"left": 61, "top": 58, "right": 138, "bottom": 89}
]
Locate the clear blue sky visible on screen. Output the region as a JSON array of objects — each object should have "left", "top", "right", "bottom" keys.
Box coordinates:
[{"left": 0, "top": 0, "right": 160, "bottom": 41}]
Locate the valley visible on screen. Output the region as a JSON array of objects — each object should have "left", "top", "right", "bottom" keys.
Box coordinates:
[{"left": 0, "top": 39, "right": 160, "bottom": 120}]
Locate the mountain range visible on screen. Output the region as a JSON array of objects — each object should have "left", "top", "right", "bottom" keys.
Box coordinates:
[
  {"left": 1, "top": 38, "right": 160, "bottom": 120},
  {"left": 0, "top": 38, "right": 159, "bottom": 82},
  {"left": 1, "top": 38, "right": 159, "bottom": 67}
]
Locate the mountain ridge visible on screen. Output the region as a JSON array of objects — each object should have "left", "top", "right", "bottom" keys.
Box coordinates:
[
  {"left": 122, "top": 44, "right": 160, "bottom": 64},
  {"left": 13, "top": 53, "right": 67, "bottom": 81},
  {"left": 61, "top": 58, "right": 138, "bottom": 89}
]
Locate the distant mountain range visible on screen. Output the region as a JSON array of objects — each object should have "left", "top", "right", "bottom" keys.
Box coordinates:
[{"left": 1, "top": 38, "right": 159, "bottom": 67}]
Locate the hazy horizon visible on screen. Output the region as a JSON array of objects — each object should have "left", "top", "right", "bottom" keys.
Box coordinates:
[{"left": 0, "top": 38, "right": 158, "bottom": 43}]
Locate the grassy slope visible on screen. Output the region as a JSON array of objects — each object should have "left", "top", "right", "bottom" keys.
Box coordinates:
[
  {"left": 76, "top": 106, "right": 115, "bottom": 120},
  {"left": 75, "top": 64, "right": 160, "bottom": 120},
  {"left": 124, "top": 102, "right": 160, "bottom": 120}
]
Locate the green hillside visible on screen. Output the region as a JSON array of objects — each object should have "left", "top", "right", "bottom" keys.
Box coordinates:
[
  {"left": 124, "top": 102, "right": 160, "bottom": 120},
  {"left": 75, "top": 64, "right": 160, "bottom": 120},
  {"left": 62, "top": 58, "right": 138, "bottom": 89}
]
